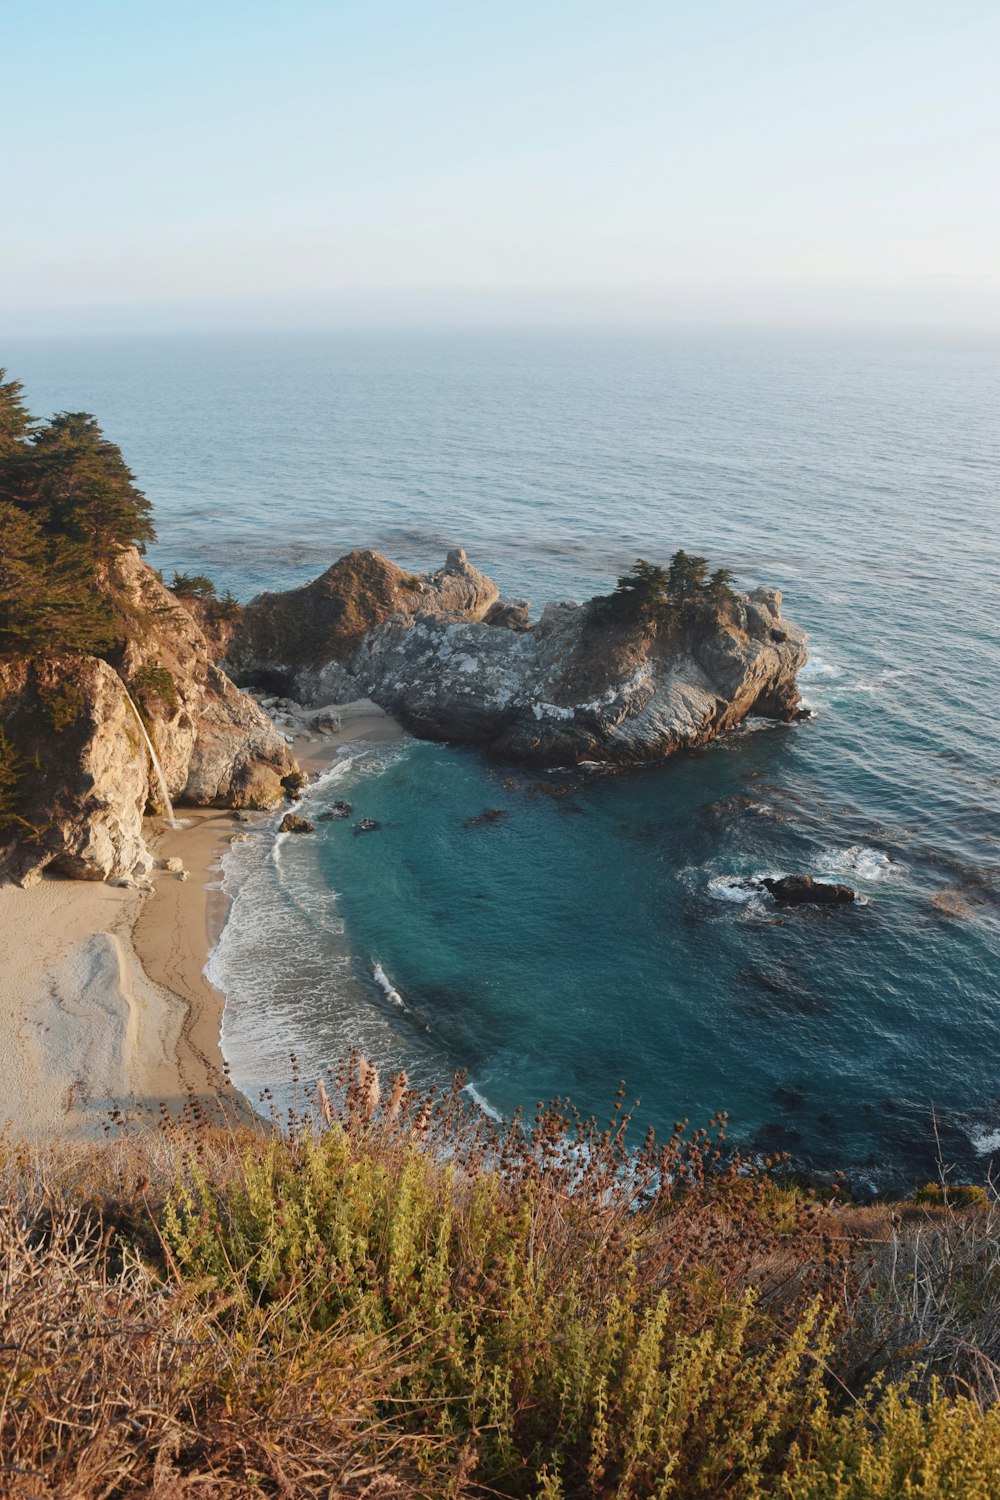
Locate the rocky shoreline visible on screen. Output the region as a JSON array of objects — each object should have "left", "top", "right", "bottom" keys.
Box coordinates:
[
  {"left": 0, "top": 544, "right": 809, "bottom": 888},
  {"left": 226, "top": 546, "right": 809, "bottom": 767}
]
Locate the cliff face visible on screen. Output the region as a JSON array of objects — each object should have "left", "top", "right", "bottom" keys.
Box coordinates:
[
  {"left": 228, "top": 550, "right": 808, "bottom": 767},
  {"left": 225, "top": 547, "right": 500, "bottom": 698},
  {"left": 0, "top": 551, "right": 297, "bottom": 887}
]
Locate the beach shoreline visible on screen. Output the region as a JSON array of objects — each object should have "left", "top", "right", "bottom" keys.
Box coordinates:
[{"left": 0, "top": 700, "right": 403, "bottom": 1140}]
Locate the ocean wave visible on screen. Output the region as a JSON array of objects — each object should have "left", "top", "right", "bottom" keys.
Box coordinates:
[
  {"left": 968, "top": 1126, "right": 1000, "bottom": 1157},
  {"left": 815, "top": 845, "right": 902, "bottom": 882},
  {"left": 798, "top": 656, "right": 842, "bottom": 680},
  {"left": 373, "top": 961, "right": 407, "bottom": 1010},
  {"left": 462, "top": 1081, "right": 505, "bottom": 1124},
  {"left": 707, "top": 875, "right": 773, "bottom": 907}
]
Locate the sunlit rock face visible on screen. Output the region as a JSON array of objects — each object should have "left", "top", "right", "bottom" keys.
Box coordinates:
[
  {"left": 0, "top": 550, "right": 297, "bottom": 887},
  {"left": 230, "top": 550, "right": 808, "bottom": 768}
]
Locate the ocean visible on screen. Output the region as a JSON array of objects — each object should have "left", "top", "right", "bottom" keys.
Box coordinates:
[{"left": 7, "top": 326, "right": 999, "bottom": 1191}]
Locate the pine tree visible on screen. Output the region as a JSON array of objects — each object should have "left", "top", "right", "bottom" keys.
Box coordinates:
[
  {"left": 0, "top": 370, "right": 34, "bottom": 454},
  {"left": 28, "top": 412, "right": 155, "bottom": 557},
  {"left": 0, "top": 502, "right": 112, "bottom": 655}
]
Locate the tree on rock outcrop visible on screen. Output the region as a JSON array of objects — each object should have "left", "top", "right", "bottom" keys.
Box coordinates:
[
  {"left": 0, "top": 502, "right": 112, "bottom": 655},
  {"left": 0, "top": 372, "right": 156, "bottom": 656},
  {"left": 27, "top": 412, "right": 154, "bottom": 559},
  {"left": 590, "top": 550, "right": 736, "bottom": 632}
]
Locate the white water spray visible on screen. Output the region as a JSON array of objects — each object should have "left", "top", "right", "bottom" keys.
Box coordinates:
[{"left": 121, "top": 683, "right": 179, "bottom": 828}]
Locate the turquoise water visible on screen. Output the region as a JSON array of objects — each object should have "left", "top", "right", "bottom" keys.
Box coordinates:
[{"left": 7, "top": 329, "right": 999, "bottom": 1188}]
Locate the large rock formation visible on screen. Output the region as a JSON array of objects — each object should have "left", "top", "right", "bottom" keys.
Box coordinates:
[
  {"left": 227, "top": 550, "right": 808, "bottom": 767},
  {"left": 0, "top": 550, "right": 298, "bottom": 887},
  {"left": 226, "top": 547, "right": 499, "bottom": 700}
]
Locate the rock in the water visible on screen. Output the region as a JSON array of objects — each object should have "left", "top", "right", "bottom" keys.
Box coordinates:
[
  {"left": 227, "top": 549, "right": 809, "bottom": 768},
  {"left": 762, "top": 876, "right": 856, "bottom": 905},
  {"left": 464, "top": 808, "right": 510, "bottom": 827},
  {"left": 354, "top": 817, "right": 381, "bottom": 834},
  {"left": 317, "top": 800, "right": 353, "bottom": 821},
  {"left": 278, "top": 813, "right": 314, "bottom": 833}
]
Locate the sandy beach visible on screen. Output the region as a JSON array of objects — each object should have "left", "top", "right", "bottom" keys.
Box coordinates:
[{"left": 0, "top": 700, "right": 403, "bottom": 1139}]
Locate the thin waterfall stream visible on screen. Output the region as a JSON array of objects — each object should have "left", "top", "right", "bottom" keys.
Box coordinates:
[{"left": 121, "top": 682, "right": 179, "bottom": 829}]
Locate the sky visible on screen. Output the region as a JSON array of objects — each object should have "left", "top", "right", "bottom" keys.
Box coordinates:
[{"left": 2, "top": 0, "right": 998, "bottom": 333}]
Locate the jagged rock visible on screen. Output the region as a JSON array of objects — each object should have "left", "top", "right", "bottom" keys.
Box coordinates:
[
  {"left": 113, "top": 550, "right": 298, "bottom": 807},
  {"left": 281, "top": 770, "right": 309, "bottom": 799},
  {"left": 354, "top": 818, "right": 380, "bottom": 834},
  {"left": 226, "top": 547, "right": 499, "bottom": 697},
  {"left": 162, "top": 856, "right": 184, "bottom": 873},
  {"left": 762, "top": 876, "right": 856, "bottom": 905},
  {"left": 0, "top": 549, "right": 300, "bottom": 887},
  {"left": 484, "top": 599, "right": 532, "bottom": 631},
  {"left": 317, "top": 800, "right": 352, "bottom": 821},
  {"left": 227, "top": 549, "right": 808, "bottom": 768},
  {"left": 0, "top": 655, "right": 155, "bottom": 887},
  {"left": 309, "top": 707, "right": 342, "bottom": 734},
  {"left": 278, "top": 813, "right": 314, "bottom": 834}
]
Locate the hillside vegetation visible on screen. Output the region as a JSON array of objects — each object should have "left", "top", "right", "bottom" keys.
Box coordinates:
[
  {"left": 3, "top": 1064, "right": 999, "bottom": 1499},
  {"left": 0, "top": 369, "right": 154, "bottom": 658}
]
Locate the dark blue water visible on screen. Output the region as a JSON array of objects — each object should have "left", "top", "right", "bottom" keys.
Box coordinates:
[{"left": 7, "top": 329, "right": 999, "bottom": 1188}]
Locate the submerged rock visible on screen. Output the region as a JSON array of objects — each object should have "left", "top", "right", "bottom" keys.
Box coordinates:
[
  {"left": 464, "top": 808, "right": 510, "bottom": 828},
  {"left": 354, "top": 818, "right": 381, "bottom": 834},
  {"left": 317, "top": 800, "right": 353, "bottom": 821},
  {"left": 762, "top": 876, "right": 856, "bottom": 905}
]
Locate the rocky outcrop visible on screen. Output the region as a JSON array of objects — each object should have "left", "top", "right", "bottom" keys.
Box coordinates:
[
  {"left": 762, "top": 876, "right": 856, "bottom": 905},
  {"left": 226, "top": 547, "right": 499, "bottom": 698},
  {"left": 278, "top": 813, "right": 314, "bottom": 834},
  {"left": 229, "top": 550, "right": 808, "bottom": 768},
  {"left": 111, "top": 551, "right": 297, "bottom": 806},
  {"left": 0, "top": 655, "right": 154, "bottom": 887},
  {"left": 0, "top": 550, "right": 298, "bottom": 887}
]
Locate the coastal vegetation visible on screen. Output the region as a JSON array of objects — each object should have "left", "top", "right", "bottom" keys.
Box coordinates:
[
  {"left": 0, "top": 371, "right": 154, "bottom": 659},
  {"left": 2, "top": 1068, "right": 999, "bottom": 1498},
  {"left": 588, "top": 554, "right": 739, "bottom": 634}
]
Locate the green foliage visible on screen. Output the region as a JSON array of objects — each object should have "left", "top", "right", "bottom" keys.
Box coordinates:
[
  {"left": 161, "top": 1081, "right": 843, "bottom": 1497},
  {"left": 211, "top": 587, "right": 243, "bottom": 620},
  {"left": 2, "top": 1077, "right": 1000, "bottom": 1497},
  {"left": 0, "top": 723, "right": 37, "bottom": 831},
  {"left": 39, "top": 682, "right": 86, "bottom": 733},
  {"left": 170, "top": 570, "right": 217, "bottom": 599},
  {"left": 784, "top": 1380, "right": 1000, "bottom": 1498},
  {"left": 28, "top": 410, "right": 154, "bottom": 557},
  {"left": 590, "top": 551, "right": 739, "bottom": 634},
  {"left": 0, "top": 501, "right": 114, "bottom": 655},
  {"left": 0, "top": 368, "right": 155, "bottom": 659},
  {"left": 130, "top": 663, "right": 180, "bottom": 716}
]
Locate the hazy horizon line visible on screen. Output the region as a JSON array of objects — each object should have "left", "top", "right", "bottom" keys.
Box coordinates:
[{"left": 3, "top": 279, "right": 997, "bottom": 341}]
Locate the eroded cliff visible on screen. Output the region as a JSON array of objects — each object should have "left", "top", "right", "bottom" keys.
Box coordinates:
[
  {"left": 0, "top": 550, "right": 297, "bottom": 887},
  {"left": 227, "top": 549, "right": 808, "bottom": 766}
]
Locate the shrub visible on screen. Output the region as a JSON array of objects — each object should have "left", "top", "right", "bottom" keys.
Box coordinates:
[
  {"left": 39, "top": 682, "right": 85, "bottom": 733},
  {"left": 0, "top": 1070, "right": 998, "bottom": 1496},
  {"left": 170, "top": 570, "right": 218, "bottom": 599},
  {"left": 130, "top": 663, "right": 180, "bottom": 716}
]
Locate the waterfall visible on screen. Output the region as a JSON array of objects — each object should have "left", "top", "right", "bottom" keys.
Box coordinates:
[{"left": 121, "top": 683, "right": 179, "bottom": 829}]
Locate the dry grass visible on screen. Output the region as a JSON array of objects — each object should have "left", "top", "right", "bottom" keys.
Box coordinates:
[{"left": 0, "top": 1068, "right": 998, "bottom": 1498}]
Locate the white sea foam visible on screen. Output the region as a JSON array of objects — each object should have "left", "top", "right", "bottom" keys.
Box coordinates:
[
  {"left": 799, "top": 656, "right": 842, "bottom": 680},
  {"left": 463, "top": 1081, "right": 504, "bottom": 1123},
  {"left": 373, "top": 961, "right": 406, "bottom": 1009},
  {"left": 707, "top": 875, "right": 771, "bottom": 906},
  {"left": 967, "top": 1126, "right": 1000, "bottom": 1157},
  {"left": 816, "top": 845, "right": 902, "bottom": 883}
]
